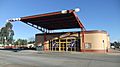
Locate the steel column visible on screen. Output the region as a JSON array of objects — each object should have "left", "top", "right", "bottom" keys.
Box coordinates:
[{"left": 72, "top": 12, "right": 86, "bottom": 52}]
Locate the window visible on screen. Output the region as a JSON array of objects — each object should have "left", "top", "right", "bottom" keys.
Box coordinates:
[{"left": 85, "top": 43, "right": 92, "bottom": 49}]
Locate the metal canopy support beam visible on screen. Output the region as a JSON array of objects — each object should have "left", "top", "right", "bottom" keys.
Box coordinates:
[
  {"left": 72, "top": 12, "right": 86, "bottom": 52},
  {"left": 44, "top": 33, "right": 47, "bottom": 51},
  {"left": 24, "top": 22, "right": 48, "bottom": 51},
  {"left": 6, "top": 18, "right": 52, "bottom": 33},
  {"left": 24, "top": 22, "right": 51, "bottom": 33},
  {"left": 7, "top": 17, "right": 50, "bottom": 51}
]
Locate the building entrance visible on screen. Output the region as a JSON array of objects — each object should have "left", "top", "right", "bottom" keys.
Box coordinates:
[{"left": 49, "top": 36, "right": 80, "bottom": 52}]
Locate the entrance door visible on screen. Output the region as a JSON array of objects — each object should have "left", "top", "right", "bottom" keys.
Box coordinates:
[{"left": 49, "top": 37, "right": 80, "bottom": 52}]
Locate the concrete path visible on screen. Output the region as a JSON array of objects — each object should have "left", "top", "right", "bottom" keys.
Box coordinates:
[{"left": 0, "top": 50, "right": 120, "bottom": 67}]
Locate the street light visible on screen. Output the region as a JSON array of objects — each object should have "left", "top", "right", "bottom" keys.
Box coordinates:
[
  {"left": 61, "top": 10, "right": 67, "bottom": 14},
  {"left": 6, "top": 18, "right": 21, "bottom": 22},
  {"left": 74, "top": 8, "right": 80, "bottom": 12},
  {"left": 61, "top": 8, "right": 80, "bottom": 14}
]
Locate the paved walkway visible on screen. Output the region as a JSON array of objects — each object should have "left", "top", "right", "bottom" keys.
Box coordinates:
[{"left": 0, "top": 50, "right": 120, "bottom": 67}]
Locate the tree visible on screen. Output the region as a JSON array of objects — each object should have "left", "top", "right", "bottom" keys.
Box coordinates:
[
  {"left": 23, "top": 39, "right": 28, "bottom": 45},
  {"left": 5, "top": 22, "right": 13, "bottom": 30},
  {"left": 28, "top": 36, "right": 35, "bottom": 44},
  {"left": 111, "top": 41, "right": 120, "bottom": 48},
  {"left": 0, "top": 27, "right": 7, "bottom": 45},
  {"left": 14, "top": 39, "right": 27, "bottom": 46},
  {"left": 0, "top": 22, "right": 14, "bottom": 45}
]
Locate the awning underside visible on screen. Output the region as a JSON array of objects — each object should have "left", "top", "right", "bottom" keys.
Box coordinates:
[{"left": 20, "top": 10, "right": 81, "bottom": 30}]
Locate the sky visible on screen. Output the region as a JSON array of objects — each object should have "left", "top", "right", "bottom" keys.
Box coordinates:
[{"left": 0, "top": 0, "right": 120, "bottom": 42}]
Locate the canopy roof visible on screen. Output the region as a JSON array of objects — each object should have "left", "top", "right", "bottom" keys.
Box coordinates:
[{"left": 20, "top": 10, "right": 84, "bottom": 30}]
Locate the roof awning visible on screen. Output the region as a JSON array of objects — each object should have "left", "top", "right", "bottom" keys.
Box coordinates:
[
  {"left": 7, "top": 9, "right": 85, "bottom": 32},
  {"left": 20, "top": 10, "right": 84, "bottom": 30},
  {"left": 6, "top": 9, "right": 86, "bottom": 47}
]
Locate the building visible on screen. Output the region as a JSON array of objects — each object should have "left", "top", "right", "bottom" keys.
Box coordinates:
[
  {"left": 7, "top": 9, "right": 110, "bottom": 53},
  {"left": 36, "top": 30, "right": 110, "bottom": 53}
]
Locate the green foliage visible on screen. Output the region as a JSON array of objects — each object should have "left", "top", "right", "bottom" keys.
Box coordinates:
[
  {"left": 28, "top": 41, "right": 35, "bottom": 44},
  {"left": 5, "top": 22, "right": 13, "bottom": 29},
  {"left": 0, "top": 22, "right": 14, "bottom": 45},
  {"left": 14, "top": 39, "right": 27, "bottom": 45},
  {"left": 28, "top": 36, "right": 35, "bottom": 44},
  {"left": 111, "top": 41, "right": 120, "bottom": 48}
]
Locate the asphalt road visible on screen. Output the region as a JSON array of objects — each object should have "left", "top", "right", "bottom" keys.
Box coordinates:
[{"left": 0, "top": 50, "right": 120, "bottom": 67}]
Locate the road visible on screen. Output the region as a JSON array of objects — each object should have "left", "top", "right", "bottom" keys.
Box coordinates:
[{"left": 0, "top": 50, "right": 120, "bottom": 67}]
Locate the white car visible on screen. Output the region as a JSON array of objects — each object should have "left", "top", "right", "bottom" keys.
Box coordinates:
[
  {"left": 111, "top": 46, "right": 115, "bottom": 49},
  {"left": 0, "top": 46, "right": 4, "bottom": 49}
]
